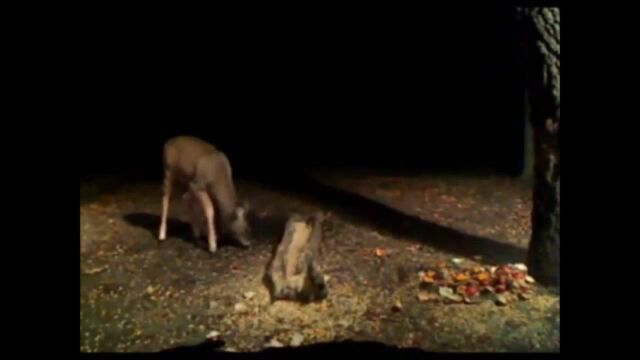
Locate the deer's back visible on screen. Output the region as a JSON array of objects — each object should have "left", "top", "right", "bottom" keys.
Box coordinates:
[{"left": 164, "top": 136, "right": 228, "bottom": 183}]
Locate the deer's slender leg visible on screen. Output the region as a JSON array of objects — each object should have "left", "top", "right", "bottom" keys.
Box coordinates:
[
  {"left": 183, "top": 191, "right": 201, "bottom": 239},
  {"left": 159, "top": 169, "right": 173, "bottom": 241},
  {"left": 191, "top": 187, "right": 217, "bottom": 253}
]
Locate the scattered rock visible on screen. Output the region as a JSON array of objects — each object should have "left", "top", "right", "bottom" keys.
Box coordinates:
[
  {"left": 234, "top": 302, "right": 248, "bottom": 314},
  {"left": 338, "top": 319, "right": 351, "bottom": 328},
  {"left": 518, "top": 292, "right": 532, "bottom": 301},
  {"left": 495, "top": 294, "right": 509, "bottom": 306},
  {"left": 391, "top": 300, "right": 403, "bottom": 312},
  {"left": 206, "top": 330, "right": 220, "bottom": 340},
  {"left": 84, "top": 266, "right": 108, "bottom": 275},
  {"left": 464, "top": 296, "right": 479, "bottom": 304},
  {"left": 244, "top": 291, "right": 255, "bottom": 300},
  {"left": 209, "top": 301, "right": 218, "bottom": 309},
  {"left": 450, "top": 258, "right": 463, "bottom": 265},
  {"left": 290, "top": 333, "right": 304, "bottom": 347},
  {"left": 525, "top": 275, "right": 536, "bottom": 284},
  {"left": 265, "top": 338, "right": 284, "bottom": 348}
]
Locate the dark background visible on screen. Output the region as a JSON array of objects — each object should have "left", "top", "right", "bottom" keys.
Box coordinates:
[{"left": 80, "top": 7, "right": 525, "bottom": 181}]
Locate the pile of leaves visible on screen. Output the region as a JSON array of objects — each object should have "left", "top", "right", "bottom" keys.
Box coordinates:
[{"left": 417, "top": 263, "right": 536, "bottom": 306}]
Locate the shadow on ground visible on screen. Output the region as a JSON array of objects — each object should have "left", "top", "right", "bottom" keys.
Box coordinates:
[
  {"left": 250, "top": 172, "right": 527, "bottom": 265},
  {"left": 122, "top": 212, "right": 288, "bottom": 250},
  {"left": 122, "top": 213, "right": 213, "bottom": 252},
  {"left": 159, "top": 340, "right": 428, "bottom": 358}
]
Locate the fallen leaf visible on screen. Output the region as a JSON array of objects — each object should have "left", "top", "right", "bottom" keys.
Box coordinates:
[
  {"left": 481, "top": 286, "right": 495, "bottom": 295},
  {"left": 374, "top": 248, "right": 387, "bottom": 257},
  {"left": 438, "top": 287, "right": 463, "bottom": 302},
  {"left": 512, "top": 271, "right": 526, "bottom": 280},
  {"left": 476, "top": 272, "right": 491, "bottom": 282},
  {"left": 511, "top": 263, "right": 528, "bottom": 273},
  {"left": 437, "top": 269, "right": 451, "bottom": 282},
  {"left": 417, "top": 291, "right": 435, "bottom": 303},
  {"left": 465, "top": 285, "right": 479, "bottom": 297},
  {"left": 494, "top": 284, "right": 507, "bottom": 294},
  {"left": 453, "top": 273, "right": 469, "bottom": 282},
  {"left": 420, "top": 273, "right": 435, "bottom": 284}
]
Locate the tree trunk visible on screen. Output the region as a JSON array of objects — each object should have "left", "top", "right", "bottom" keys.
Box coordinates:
[
  {"left": 521, "top": 89, "right": 534, "bottom": 180},
  {"left": 264, "top": 212, "right": 328, "bottom": 302},
  {"left": 520, "top": 7, "right": 560, "bottom": 286}
]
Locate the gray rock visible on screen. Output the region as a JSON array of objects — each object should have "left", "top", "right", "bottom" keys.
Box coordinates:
[
  {"left": 265, "top": 338, "right": 284, "bottom": 348},
  {"left": 290, "top": 333, "right": 304, "bottom": 347},
  {"left": 234, "top": 302, "right": 248, "bottom": 313}
]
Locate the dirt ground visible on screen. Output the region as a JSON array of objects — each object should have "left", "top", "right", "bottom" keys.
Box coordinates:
[{"left": 80, "top": 171, "right": 560, "bottom": 352}]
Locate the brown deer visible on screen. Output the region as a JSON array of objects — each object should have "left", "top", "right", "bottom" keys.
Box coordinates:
[{"left": 158, "top": 136, "right": 252, "bottom": 253}]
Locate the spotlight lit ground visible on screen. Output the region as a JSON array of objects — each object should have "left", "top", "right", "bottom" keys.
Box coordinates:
[{"left": 80, "top": 171, "right": 559, "bottom": 352}]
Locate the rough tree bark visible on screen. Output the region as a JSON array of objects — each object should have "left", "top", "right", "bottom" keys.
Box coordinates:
[
  {"left": 520, "top": 7, "right": 560, "bottom": 286},
  {"left": 264, "top": 212, "right": 328, "bottom": 302},
  {"left": 521, "top": 89, "right": 534, "bottom": 180}
]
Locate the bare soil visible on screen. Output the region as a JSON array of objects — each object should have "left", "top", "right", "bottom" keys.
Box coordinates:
[{"left": 80, "top": 171, "right": 559, "bottom": 352}]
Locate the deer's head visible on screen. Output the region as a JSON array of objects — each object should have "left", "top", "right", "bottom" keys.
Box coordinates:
[{"left": 230, "top": 201, "right": 252, "bottom": 247}]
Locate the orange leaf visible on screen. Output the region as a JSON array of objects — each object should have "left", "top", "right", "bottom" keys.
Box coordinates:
[
  {"left": 454, "top": 273, "right": 469, "bottom": 282},
  {"left": 374, "top": 248, "right": 386, "bottom": 257},
  {"left": 421, "top": 274, "right": 435, "bottom": 284}
]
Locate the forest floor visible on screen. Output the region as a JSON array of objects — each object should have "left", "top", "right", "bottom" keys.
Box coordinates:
[{"left": 80, "top": 170, "right": 559, "bottom": 353}]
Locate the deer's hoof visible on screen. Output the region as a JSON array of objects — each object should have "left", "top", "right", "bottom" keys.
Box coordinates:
[{"left": 208, "top": 241, "right": 217, "bottom": 253}]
